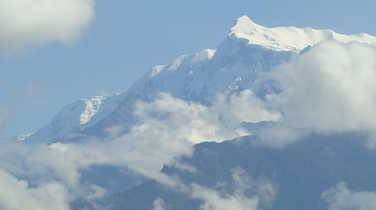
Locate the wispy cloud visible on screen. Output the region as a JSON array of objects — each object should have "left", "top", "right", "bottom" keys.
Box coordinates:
[
  {"left": 152, "top": 198, "right": 166, "bottom": 210},
  {"left": 0, "top": 169, "right": 70, "bottom": 210},
  {"left": 322, "top": 182, "right": 376, "bottom": 210},
  {"left": 190, "top": 169, "right": 276, "bottom": 210},
  {"left": 150, "top": 168, "right": 277, "bottom": 210}
]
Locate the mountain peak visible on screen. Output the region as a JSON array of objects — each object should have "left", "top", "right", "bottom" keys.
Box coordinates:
[
  {"left": 230, "top": 15, "right": 376, "bottom": 52},
  {"left": 234, "top": 15, "right": 259, "bottom": 27}
]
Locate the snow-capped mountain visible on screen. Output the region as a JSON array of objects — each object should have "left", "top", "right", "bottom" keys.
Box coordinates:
[
  {"left": 14, "top": 15, "right": 376, "bottom": 210},
  {"left": 26, "top": 16, "right": 376, "bottom": 144}
]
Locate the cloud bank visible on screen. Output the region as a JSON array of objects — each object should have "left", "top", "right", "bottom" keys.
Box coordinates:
[
  {"left": 0, "top": 0, "right": 95, "bottom": 52},
  {"left": 0, "top": 89, "right": 277, "bottom": 209},
  {"left": 257, "top": 41, "right": 376, "bottom": 147},
  {"left": 274, "top": 41, "right": 376, "bottom": 132}
]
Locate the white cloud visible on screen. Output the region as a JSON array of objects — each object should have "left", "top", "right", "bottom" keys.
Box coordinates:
[
  {"left": 191, "top": 184, "right": 259, "bottom": 210},
  {"left": 190, "top": 169, "right": 276, "bottom": 210},
  {"left": 134, "top": 91, "right": 279, "bottom": 145},
  {"left": 257, "top": 41, "right": 376, "bottom": 147},
  {"left": 322, "top": 182, "right": 376, "bottom": 210},
  {"left": 133, "top": 92, "right": 229, "bottom": 144},
  {"left": 0, "top": 143, "right": 94, "bottom": 187},
  {"left": 0, "top": 169, "right": 70, "bottom": 210},
  {"left": 214, "top": 90, "right": 281, "bottom": 126},
  {"left": 153, "top": 198, "right": 166, "bottom": 210},
  {"left": 276, "top": 41, "right": 376, "bottom": 131},
  {"left": 151, "top": 168, "right": 277, "bottom": 210},
  {"left": 192, "top": 185, "right": 259, "bottom": 210},
  {"left": 0, "top": 0, "right": 95, "bottom": 52}
]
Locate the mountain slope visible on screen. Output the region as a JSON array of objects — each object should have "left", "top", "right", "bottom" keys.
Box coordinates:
[{"left": 104, "top": 133, "right": 375, "bottom": 210}]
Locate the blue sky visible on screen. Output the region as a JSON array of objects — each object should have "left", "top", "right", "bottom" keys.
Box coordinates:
[{"left": 1, "top": 0, "right": 376, "bottom": 139}]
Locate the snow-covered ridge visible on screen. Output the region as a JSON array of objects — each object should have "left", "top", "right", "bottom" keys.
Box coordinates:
[
  {"left": 168, "top": 49, "right": 216, "bottom": 71},
  {"left": 230, "top": 16, "right": 376, "bottom": 52},
  {"left": 56, "top": 93, "right": 120, "bottom": 130},
  {"left": 150, "top": 49, "right": 216, "bottom": 77},
  {"left": 24, "top": 94, "right": 121, "bottom": 143},
  {"left": 80, "top": 95, "right": 107, "bottom": 125}
]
